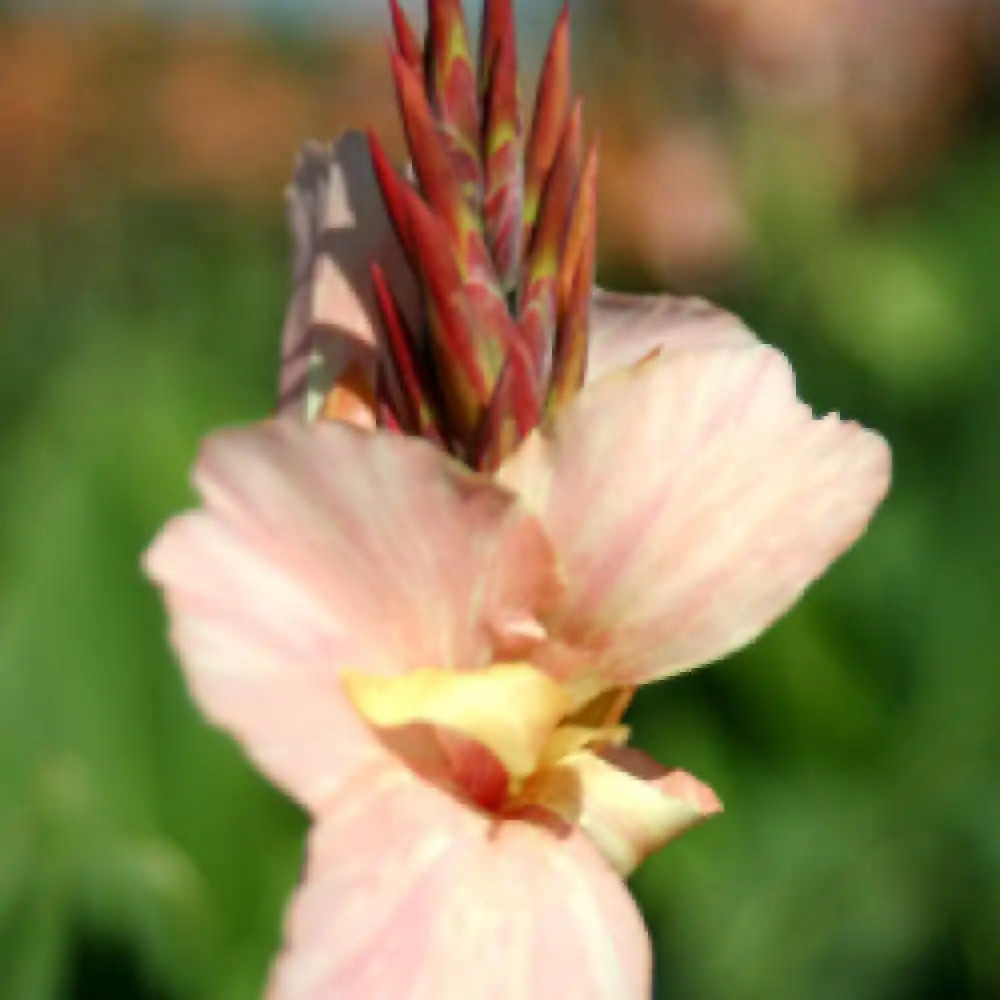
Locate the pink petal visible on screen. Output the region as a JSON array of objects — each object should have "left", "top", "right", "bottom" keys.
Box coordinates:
[
  {"left": 501, "top": 345, "right": 891, "bottom": 686},
  {"left": 267, "top": 757, "right": 650, "bottom": 1000},
  {"left": 586, "top": 288, "right": 757, "bottom": 384},
  {"left": 144, "top": 420, "right": 560, "bottom": 811},
  {"left": 525, "top": 746, "right": 722, "bottom": 876},
  {"left": 279, "top": 132, "right": 416, "bottom": 421}
]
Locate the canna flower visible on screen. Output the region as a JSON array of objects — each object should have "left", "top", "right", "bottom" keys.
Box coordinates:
[{"left": 145, "top": 2, "right": 891, "bottom": 997}]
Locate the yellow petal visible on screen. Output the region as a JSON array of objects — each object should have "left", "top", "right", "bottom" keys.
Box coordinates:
[
  {"left": 538, "top": 724, "right": 630, "bottom": 768},
  {"left": 341, "top": 664, "right": 572, "bottom": 780},
  {"left": 525, "top": 747, "right": 722, "bottom": 876},
  {"left": 565, "top": 686, "right": 635, "bottom": 728}
]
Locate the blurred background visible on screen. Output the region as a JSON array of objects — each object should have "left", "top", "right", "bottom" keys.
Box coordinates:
[{"left": 2, "top": 0, "right": 999, "bottom": 997}]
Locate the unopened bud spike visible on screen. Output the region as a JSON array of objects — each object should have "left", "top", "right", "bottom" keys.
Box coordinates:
[
  {"left": 518, "top": 101, "right": 583, "bottom": 375},
  {"left": 389, "top": 0, "right": 424, "bottom": 75},
  {"left": 372, "top": 262, "right": 441, "bottom": 440},
  {"left": 426, "top": 0, "right": 481, "bottom": 187},
  {"left": 548, "top": 233, "right": 593, "bottom": 412},
  {"left": 368, "top": 130, "right": 416, "bottom": 259},
  {"left": 390, "top": 51, "right": 469, "bottom": 252},
  {"left": 481, "top": 1, "right": 523, "bottom": 289},
  {"left": 526, "top": 100, "right": 582, "bottom": 282},
  {"left": 360, "top": 0, "right": 598, "bottom": 467},
  {"left": 558, "top": 138, "right": 598, "bottom": 321},
  {"left": 523, "top": 3, "right": 571, "bottom": 235},
  {"left": 480, "top": 0, "right": 515, "bottom": 96}
]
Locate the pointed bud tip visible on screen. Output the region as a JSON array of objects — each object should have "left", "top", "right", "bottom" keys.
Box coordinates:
[{"left": 389, "top": 0, "right": 423, "bottom": 71}]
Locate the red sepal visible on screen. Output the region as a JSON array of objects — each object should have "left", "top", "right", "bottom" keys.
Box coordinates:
[
  {"left": 519, "top": 102, "right": 583, "bottom": 373},
  {"left": 547, "top": 221, "right": 593, "bottom": 412},
  {"left": 481, "top": 0, "right": 523, "bottom": 290},
  {"left": 426, "top": 0, "right": 481, "bottom": 194},
  {"left": 372, "top": 261, "right": 445, "bottom": 443},
  {"left": 477, "top": 337, "right": 541, "bottom": 471},
  {"left": 523, "top": 3, "right": 571, "bottom": 233},
  {"left": 390, "top": 51, "right": 469, "bottom": 253},
  {"left": 389, "top": 0, "right": 423, "bottom": 76},
  {"left": 558, "top": 138, "right": 598, "bottom": 322},
  {"left": 368, "top": 130, "right": 415, "bottom": 259}
]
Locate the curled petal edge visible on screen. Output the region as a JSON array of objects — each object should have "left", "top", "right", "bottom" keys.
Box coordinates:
[
  {"left": 586, "top": 288, "right": 758, "bottom": 384},
  {"left": 523, "top": 745, "right": 722, "bottom": 876}
]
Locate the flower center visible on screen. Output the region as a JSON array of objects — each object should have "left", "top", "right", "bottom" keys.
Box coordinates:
[{"left": 341, "top": 663, "right": 628, "bottom": 814}]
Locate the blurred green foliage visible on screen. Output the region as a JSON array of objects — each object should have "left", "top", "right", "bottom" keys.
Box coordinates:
[
  {"left": 2, "top": 51, "right": 1000, "bottom": 1000},
  {"left": 0, "top": 200, "right": 306, "bottom": 1000},
  {"left": 630, "top": 125, "right": 1000, "bottom": 1000}
]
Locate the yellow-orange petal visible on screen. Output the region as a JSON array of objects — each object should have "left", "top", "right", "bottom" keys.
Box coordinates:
[
  {"left": 537, "top": 723, "right": 630, "bottom": 769},
  {"left": 525, "top": 745, "right": 722, "bottom": 876},
  {"left": 342, "top": 663, "right": 572, "bottom": 780},
  {"left": 319, "top": 361, "right": 377, "bottom": 429}
]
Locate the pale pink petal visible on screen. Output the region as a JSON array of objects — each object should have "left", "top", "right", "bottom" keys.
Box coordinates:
[
  {"left": 278, "top": 132, "right": 416, "bottom": 421},
  {"left": 524, "top": 746, "right": 721, "bottom": 876},
  {"left": 586, "top": 288, "right": 757, "bottom": 383},
  {"left": 268, "top": 757, "right": 650, "bottom": 1000},
  {"left": 144, "top": 421, "right": 560, "bottom": 811},
  {"left": 501, "top": 345, "right": 891, "bottom": 686}
]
